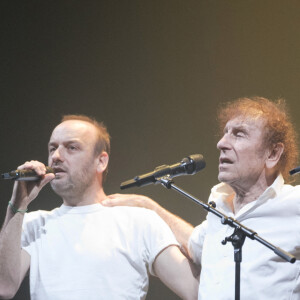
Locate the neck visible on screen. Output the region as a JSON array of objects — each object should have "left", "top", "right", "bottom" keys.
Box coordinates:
[
  {"left": 232, "top": 187, "right": 265, "bottom": 213},
  {"left": 228, "top": 172, "right": 278, "bottom": 214},
  {"left": 61, "top": 182, "right": 106, "bottom": 207}
]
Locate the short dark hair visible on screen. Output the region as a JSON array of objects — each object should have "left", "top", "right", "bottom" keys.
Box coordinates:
[
  {"left": 217, "top": 96, "right": 299, "bottom": 181},
  {"left": 61, "top": 114, "right": 111, "bottom": 180}
]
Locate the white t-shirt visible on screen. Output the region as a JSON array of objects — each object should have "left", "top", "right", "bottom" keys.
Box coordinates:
[
  {"left": 22, "top": 203, "right": 178, "bottom": 300},
  {"left": 189, "top": 174, "right": 300, "bottom": 300}
]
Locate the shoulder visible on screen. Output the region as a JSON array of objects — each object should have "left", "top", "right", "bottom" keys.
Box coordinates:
[
  {"left": 107, "top": 206, "right": 163, "bottom": 222},
  {"left": 106, "top": 206, "right": 174, "bottom": 234},
  {"left": 23, "top": 207, "right": 60, "bottom": 227}
]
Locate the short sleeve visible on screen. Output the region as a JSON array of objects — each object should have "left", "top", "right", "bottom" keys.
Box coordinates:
[
  {"left": 141, "top": 209, "right": 179, "bottom": 276},
  {"left": 21, "top": 210, "right": 52, "bottom": 256},
  {"left": 21, "top": 211, "right": 37, "bottom": 256}
]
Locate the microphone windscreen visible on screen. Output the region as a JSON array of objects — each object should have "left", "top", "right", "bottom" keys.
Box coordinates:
[{"left": 189, "top": 154, "right": 206, "bottom": 173}]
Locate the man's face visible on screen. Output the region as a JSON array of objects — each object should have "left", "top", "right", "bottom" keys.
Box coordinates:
[
  {"left": 217, "top": 116, "right": 269, "bottom": 189},
  {"left": 48, "top": 120, "right": 99, "bottom": 197}
]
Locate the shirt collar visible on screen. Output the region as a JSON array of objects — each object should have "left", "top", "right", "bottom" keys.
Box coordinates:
[
  {"left": 58, "top": 203, "right": 104, "bottom": 214},
  {"left": 209, "top": 174, "right": 285, "bottom": 214},
  {"left": 264, "top": 173, "right": 284, "bottom": 197}
]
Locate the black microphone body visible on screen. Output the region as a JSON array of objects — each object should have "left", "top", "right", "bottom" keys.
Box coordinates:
[
  {"left": 290, "top": 166, "right": 300, "bottom": 175},
  {"left": 1, "top": 167, "right": 54, "bottom": 181},
  {"left": 120, "top": 154, "right": 205, "bottom": 190}
]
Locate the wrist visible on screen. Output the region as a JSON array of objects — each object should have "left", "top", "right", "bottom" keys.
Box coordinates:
[{"left": 8, "top": 201, "right": 28, "bottom": 215}]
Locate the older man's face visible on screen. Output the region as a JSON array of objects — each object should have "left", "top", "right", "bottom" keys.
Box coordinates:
[{"left": 217, "top": 116, "right": 269, "bottom": 189}]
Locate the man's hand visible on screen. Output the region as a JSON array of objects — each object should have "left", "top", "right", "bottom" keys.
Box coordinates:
[
  {"left": 10, "top": 160, "right": 55, "bottom": 211},
  {"left": 103, "top": 193, "right": 195, "bottom": 258},
  {"left": 0, "top": 160, "right": 52, "bottom": 298},
  {"left": 102, "top": 193, "right": 160, "bottom": 210}
]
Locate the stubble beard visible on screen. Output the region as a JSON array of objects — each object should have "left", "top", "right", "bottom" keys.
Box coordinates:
[{"left": 50, "top": 161, "right": 96, "bottom": 199}]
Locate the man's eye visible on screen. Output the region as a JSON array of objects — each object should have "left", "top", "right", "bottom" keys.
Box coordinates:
[
  {"left": 68, "top": 145, "right": 77, "bottom": 150},
  {"left": 236, "top": 131, "right": 245, "bottom": 137},
  {"left": 49, "top": 147, "right": 56, "bottom": 152}
]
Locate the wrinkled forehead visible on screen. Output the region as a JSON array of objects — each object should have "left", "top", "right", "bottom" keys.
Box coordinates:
[
  {"left": 225, "top": 115, "right": 266, "bottom": 132},
  {"left": 49, "top": 120, "right": 98, "bottom": 143},
  {"left": 229, "top": 107, "right": 266, "bottom": 122}
]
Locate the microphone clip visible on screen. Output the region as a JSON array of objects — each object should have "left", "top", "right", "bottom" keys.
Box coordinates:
[{"left": 156, "top": 175, "right": 174, "bottom": 189}]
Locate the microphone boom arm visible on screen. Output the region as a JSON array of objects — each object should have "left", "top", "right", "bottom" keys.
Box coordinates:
[
  {"left": 157, "top": 175, "right": 295, "bottom": 263},
  {"left": 156, "top": 175, "right": 296, "bottom": 300}
]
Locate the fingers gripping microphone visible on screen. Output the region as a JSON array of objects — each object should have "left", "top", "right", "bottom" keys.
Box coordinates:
[
  {"left": 120, "top": 154, "right": 205, "bottom": 190},
  {"left": 1, "top": 167, "right": 55, "bottom": 181}
]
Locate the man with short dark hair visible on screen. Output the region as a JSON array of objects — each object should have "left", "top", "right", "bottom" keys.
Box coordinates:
[
  {"left": 0, "top": 115, "right": 199, "bottom": 300},
  {"left": 104, "top": 97, "right": 300, "bottom": 299}
]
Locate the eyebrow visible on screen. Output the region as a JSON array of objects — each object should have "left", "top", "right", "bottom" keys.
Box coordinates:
[
  {"left": 48, "top": 141, "right": 56, "bottom": 148},
  {"left": 48, "top": 139, "right": 82, "bottom": 148},
  {"left": 223, "top": 124, "right": 249, "bottom": 133},
  {"left": 233, "top": 125, "right": 248, "bottom": 131}
]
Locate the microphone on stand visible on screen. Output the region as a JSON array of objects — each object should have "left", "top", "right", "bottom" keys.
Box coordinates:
[
  {"left": 1, "top": 167, "right": 55, "bottom": 181},
  {"left": 120, "top": 154, "right": 205, "bottom": 190},
  {"left": 289, "top": 166, "right": 300, "bottom": 175}
]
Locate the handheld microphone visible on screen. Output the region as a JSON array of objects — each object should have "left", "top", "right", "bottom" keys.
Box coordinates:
[
  {"left": 1, "top": 167, "right": 55, "bottom": 181},
  {"left": 120, "top": 154, "right": 205, "bottom": 190},
  {"left": 289, "top": 166, "right": 300, "bottom": 175}
]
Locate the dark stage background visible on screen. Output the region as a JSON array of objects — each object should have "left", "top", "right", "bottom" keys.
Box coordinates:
[{"left": 1, "top": 1, "right": 299, "bottom": 299}]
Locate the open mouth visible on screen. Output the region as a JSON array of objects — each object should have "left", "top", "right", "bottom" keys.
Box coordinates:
[
  {"left": 219, "top": 157, "right": 233, "bottom": 165},
  {"left": 52, "top": 167, "right": 66, "bottom": 177}
]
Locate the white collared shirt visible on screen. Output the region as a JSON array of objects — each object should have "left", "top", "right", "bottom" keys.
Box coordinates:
[{"left": 189, "top": 175, "right": 300, "bottom": 300}]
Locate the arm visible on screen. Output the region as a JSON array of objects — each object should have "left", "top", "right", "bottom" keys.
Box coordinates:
[
  {"left": 103, "top": 194, "right": 194, "bottom": 257},
  {"left": 0, "top": 161, "right": 55, "bottom": 299},
  {"left": 0, "top": 208, "right": 30, "bottom": 299},
  {"left": 153, "top": 245, "right": 199, "bottom": 300}
]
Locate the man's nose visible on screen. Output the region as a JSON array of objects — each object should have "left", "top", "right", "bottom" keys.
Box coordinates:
[
  {"left": 51, "top": 147, "right": 64, "bottom": 162},
  {"left": 217, "top": 134, "right": 231, "bottom": 150}
]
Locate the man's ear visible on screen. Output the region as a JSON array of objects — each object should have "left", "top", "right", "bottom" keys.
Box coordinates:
[
  {"left": 96, "top": 151, "right": 109, "bottom": 174},
  {"left": 266, "top": 143, "right": 284, "bottom": 169}
]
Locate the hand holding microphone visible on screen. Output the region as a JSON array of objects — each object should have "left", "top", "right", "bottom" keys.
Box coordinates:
[
  {"left": 3, "top": 161, "right": 56, "bottom": 213},
  {"left": 2, "top": 166, "right": 55, "bottom": 181}
]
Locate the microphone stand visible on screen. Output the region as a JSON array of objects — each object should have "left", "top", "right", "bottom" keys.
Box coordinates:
[{"left": 156, "top": 176, "right": 296, "bottom": 300}]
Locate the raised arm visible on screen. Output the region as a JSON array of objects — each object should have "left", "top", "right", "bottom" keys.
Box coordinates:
[
  {"left": 103, "top": 194, "right": 194, "bottom": 257},
  {"left": 0, "top": 161, "right": 54, "bottom": 299}
]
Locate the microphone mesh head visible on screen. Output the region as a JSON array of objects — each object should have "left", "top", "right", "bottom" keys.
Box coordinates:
[{"left": 189, "top": 154, "right": 206, "bottom": 174}]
